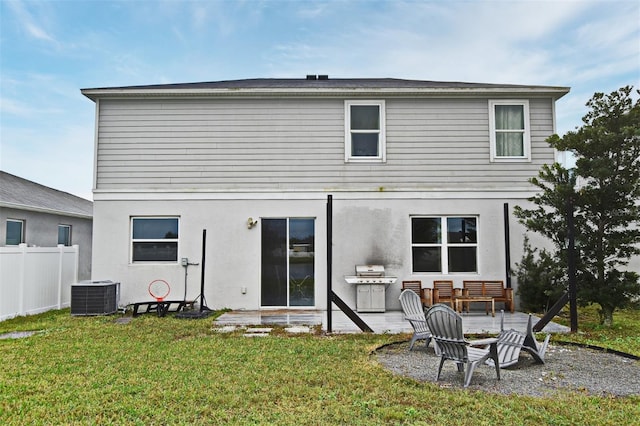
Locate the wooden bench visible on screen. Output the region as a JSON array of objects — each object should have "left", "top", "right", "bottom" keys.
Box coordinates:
[
  {"left": 432, "top": 280, "right": 462, "bottom": 308},
  {"left": 462, "top": 280, "right": 514, "bottom": 313}
]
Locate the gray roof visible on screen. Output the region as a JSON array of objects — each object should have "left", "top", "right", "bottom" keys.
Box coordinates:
[
  {"left": 0, "top": 171, "right": 92, "bottom": 218},
  {"left": 82, "top": 77, "right": 570, "bottom": 100}
]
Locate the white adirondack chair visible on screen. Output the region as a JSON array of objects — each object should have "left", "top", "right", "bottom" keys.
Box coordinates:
[
  {"left": 399, "top": 289, "right": 432, "bottom": 351},
  {"left": 425, "top": 304, "right": 501, "bottom": 387}
]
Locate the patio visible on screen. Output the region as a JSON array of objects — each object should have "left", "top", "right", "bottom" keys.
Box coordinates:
[{"left": 214, "top": 309, "right": 570, "bottom": 334}]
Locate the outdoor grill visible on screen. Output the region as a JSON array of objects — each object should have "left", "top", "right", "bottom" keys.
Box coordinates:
[
  {"left": 344, "top": 265, "right": 397, "bottom": 312},
  {"left": 344, "top": 265, "right": 397, "bottom": 284}
]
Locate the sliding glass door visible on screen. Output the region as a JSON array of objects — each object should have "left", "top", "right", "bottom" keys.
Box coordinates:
[{"left": 261, "top": 218, "right": 315, "bottom": 307}]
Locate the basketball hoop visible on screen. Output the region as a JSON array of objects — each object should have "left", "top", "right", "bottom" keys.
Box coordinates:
[{"left": 148, "top": 279, "right": 170, "bottom": 302}]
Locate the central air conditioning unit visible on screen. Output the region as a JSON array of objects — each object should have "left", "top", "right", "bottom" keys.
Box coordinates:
[{"left": 71, "top": 280, "right": 120, "bottom": 316}]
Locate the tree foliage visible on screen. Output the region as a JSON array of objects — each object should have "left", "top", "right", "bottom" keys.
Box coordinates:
[{"left": 514, "top": 86, "right": 640, "bottom": 326}]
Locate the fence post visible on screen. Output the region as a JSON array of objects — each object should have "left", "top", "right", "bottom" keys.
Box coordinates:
[
  {"left": 18, "top": 243, "right": 27, "bottom": 316},
  {"left": 72, "top": 245, "right": 79, "bottom": 284},
  {"left": 57, "top": 245, "right": 65, "bottom": 309}
]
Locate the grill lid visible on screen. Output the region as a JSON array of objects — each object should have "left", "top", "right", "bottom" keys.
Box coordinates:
[{"left": 355, "top": 265, "right": 385, "bottom": 277}]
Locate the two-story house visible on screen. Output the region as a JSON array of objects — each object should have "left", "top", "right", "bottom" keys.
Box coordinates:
[{"left": 81, "top": 77, "right": 569, "bottom": 312}]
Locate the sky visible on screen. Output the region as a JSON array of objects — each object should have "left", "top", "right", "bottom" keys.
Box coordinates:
[{"left": 1, "top": 0, "right": 639, "bottom": 201}]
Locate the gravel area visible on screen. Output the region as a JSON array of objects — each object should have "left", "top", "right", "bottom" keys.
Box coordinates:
[{"left": 374, "top": 341, "right": 640, "bottom": 397}]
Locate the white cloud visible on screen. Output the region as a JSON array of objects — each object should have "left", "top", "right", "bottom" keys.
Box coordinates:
[
  {"left": 270, "top": 0, "right": 636, "bottom": 89},
  {"left": 0, "top": 95, "right": 67, "bottom": 118},
  {"left": 295, "top": 2, "right": 331, "bottom": 19},
  {"left": 6, "top": 0, "right": 58, "bottom": 45},
  {"left": 574, "top": 5, "right": 639, "bottom": 49},
  {"left": 2, "top": 119, "right": 95, "bottom": 200},
  {"left": 191, "top": 4, "right": 211, "bottom": 31},
  {"left": 373, "top": 3, "right": 580, "bottom": 83},
  {"left": 0, "top": 97, "right": 34, "bottom": 117}
]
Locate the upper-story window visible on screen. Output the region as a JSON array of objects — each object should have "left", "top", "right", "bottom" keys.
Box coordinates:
[
  {"left": 345, "top": 100, "right": 386, "bottom": 162},
  {"left": 131, "top": 217, "right": 179, "bottom": 263},
  {"left": 58, "top": 225, "right": 71, "bottom": 246},
  {"left": 489, "top": 100, "right": 530, "bottom": 162},
  {"left": 6, "top": 219, "right": 24, "bottom": 245}
]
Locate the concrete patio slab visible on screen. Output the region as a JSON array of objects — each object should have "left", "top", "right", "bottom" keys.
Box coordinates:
[{"left": 214, "top": 309, "right": 570, "bottom": 335}]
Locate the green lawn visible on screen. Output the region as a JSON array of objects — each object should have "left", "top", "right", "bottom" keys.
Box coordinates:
[
  {"left": 552, "top": 305, "right": 640, "bottom": 356},
  {"left": 1, "top": 308, "right": 638, "bottom": 425}
]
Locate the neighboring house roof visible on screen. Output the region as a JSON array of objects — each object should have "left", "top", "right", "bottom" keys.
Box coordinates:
[
  {"left": 0, "top": 171, "right": 92, "bottom": 218},
  {"left": 82, "top": 77, "right": 570, "bottom": 100}
]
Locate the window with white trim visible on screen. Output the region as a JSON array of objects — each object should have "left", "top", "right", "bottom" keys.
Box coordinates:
[
  {"left": 411, "top": 216, "right": 478, "bottom": 273},
  {"left": 6, "top": 219, "right": 24, "bottom": 245},
  {"left": 58, "top": 224, "right": 71, "bottom": 246},
  {"left": 489, "top": 100, "right": 530, "bottom": 162},
  {"left": 345, "top": 100, "right": 386, "bottom": 162},
  {"left": 131, "top": 217, "right": 179, "bottom": 262}
]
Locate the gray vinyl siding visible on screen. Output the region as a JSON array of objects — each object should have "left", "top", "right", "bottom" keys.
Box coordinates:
[{"left": 95, "top": 97, "right": 556, "bottom": 191}]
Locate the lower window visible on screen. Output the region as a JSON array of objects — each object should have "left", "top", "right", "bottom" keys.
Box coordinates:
[
  {"left": 58, "top": 225, "right": 71, "bottom": 246},
  {"left": 131, "top": 217, "right": 179, "bottom": 262},
  {"left": 6, "top": 219, "right": 24, "bottom": 245},
  {"left": 411, "top": 216, "right": 478, "bottom": 273}
]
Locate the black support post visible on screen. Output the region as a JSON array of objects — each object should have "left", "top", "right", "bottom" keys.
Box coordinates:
[
  {"left": 175, "top": 229, "right": 211, "bottom": 319},
  {"left": 503, "top": 203, "right": 512, "bottom": 289},
  {"left": 533, "top": 292, "right": 569, "bottom": 332},
  {"left": 325, "top": 194, "right": 372, "bottom": 333},
  {"left": 327, "top": 195, "right": 333, "bottom": 332},
  {"left": 567, "top": 197, "right": 578, "bottom": 332}
]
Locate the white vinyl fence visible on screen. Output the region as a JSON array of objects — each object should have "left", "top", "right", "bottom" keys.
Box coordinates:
[{"left": 0, "top": 244, "right": 79, "bottom": 321}]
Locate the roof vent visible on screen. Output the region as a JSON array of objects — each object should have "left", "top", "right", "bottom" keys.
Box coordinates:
[
  {"left": 306, "top": 75, "right": 317, "bottom": 80},
  {"left": 318, "top": 75, "right": 329, "bottom": 80}
]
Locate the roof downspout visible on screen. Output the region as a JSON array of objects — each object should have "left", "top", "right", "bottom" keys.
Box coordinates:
[{"left": 92, "top": 99, "right": 100, "bottom": 195}]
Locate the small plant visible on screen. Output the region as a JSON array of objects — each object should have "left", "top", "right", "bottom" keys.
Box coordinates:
[
  {"left": 354, "top": 399, "right": 378, "bottom": 416},
  {"left": 404, "top": 407, "right": 419, "bottom": 418}
]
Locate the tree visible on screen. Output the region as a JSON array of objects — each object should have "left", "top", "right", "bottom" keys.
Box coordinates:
[{"left": 515, "top": 86, "right": 640, "bottom": 327}]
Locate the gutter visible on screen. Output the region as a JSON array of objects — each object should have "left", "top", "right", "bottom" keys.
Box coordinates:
[
  {"left": 0, "top": 201, "right": 93, "bottom": 219},
  {"left": 81, "top": 86, "right": 570, "bottom": 102}
]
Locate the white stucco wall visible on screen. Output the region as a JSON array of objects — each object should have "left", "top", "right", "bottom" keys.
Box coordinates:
[
  {"left": 91, "top": 197, "right": 327, "bottom": 309},
  {"left": 91, "top": 192, "right": 544, "bottom": 312}
]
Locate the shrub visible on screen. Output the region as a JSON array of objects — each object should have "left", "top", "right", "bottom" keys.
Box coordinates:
[{"left": 515, "top": 235, "right": 566, "bottom": 313}]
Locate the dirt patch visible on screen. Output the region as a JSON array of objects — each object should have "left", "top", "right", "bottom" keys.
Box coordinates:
[{"left": 0, "top": 331, "right": 38, "bottom": 340}]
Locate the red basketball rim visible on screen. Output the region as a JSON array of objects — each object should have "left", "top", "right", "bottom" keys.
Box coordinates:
[{"left": 148, "top": 279, "right": 170, "bottom": 302}]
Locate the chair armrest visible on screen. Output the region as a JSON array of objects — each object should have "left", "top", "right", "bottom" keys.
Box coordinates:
[
  {"left": 505, "top": 287, "right": 514, "bottom": 300},
  {"left": 468, "top": 337, "right": 498, "bottom": 347},
  {"left": 422, "top": 288, "right": 433, "bottom": 306},
  {"left": 432, "top": 288, "right": 440, "bottom": 302},
  {"left": 405, "top": 314, "right": 426, "bottom": 322}
]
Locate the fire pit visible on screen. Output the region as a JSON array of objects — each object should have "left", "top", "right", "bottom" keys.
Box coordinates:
[{"left": 344, "top": 265, "right": 397, "bottom": 313}]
